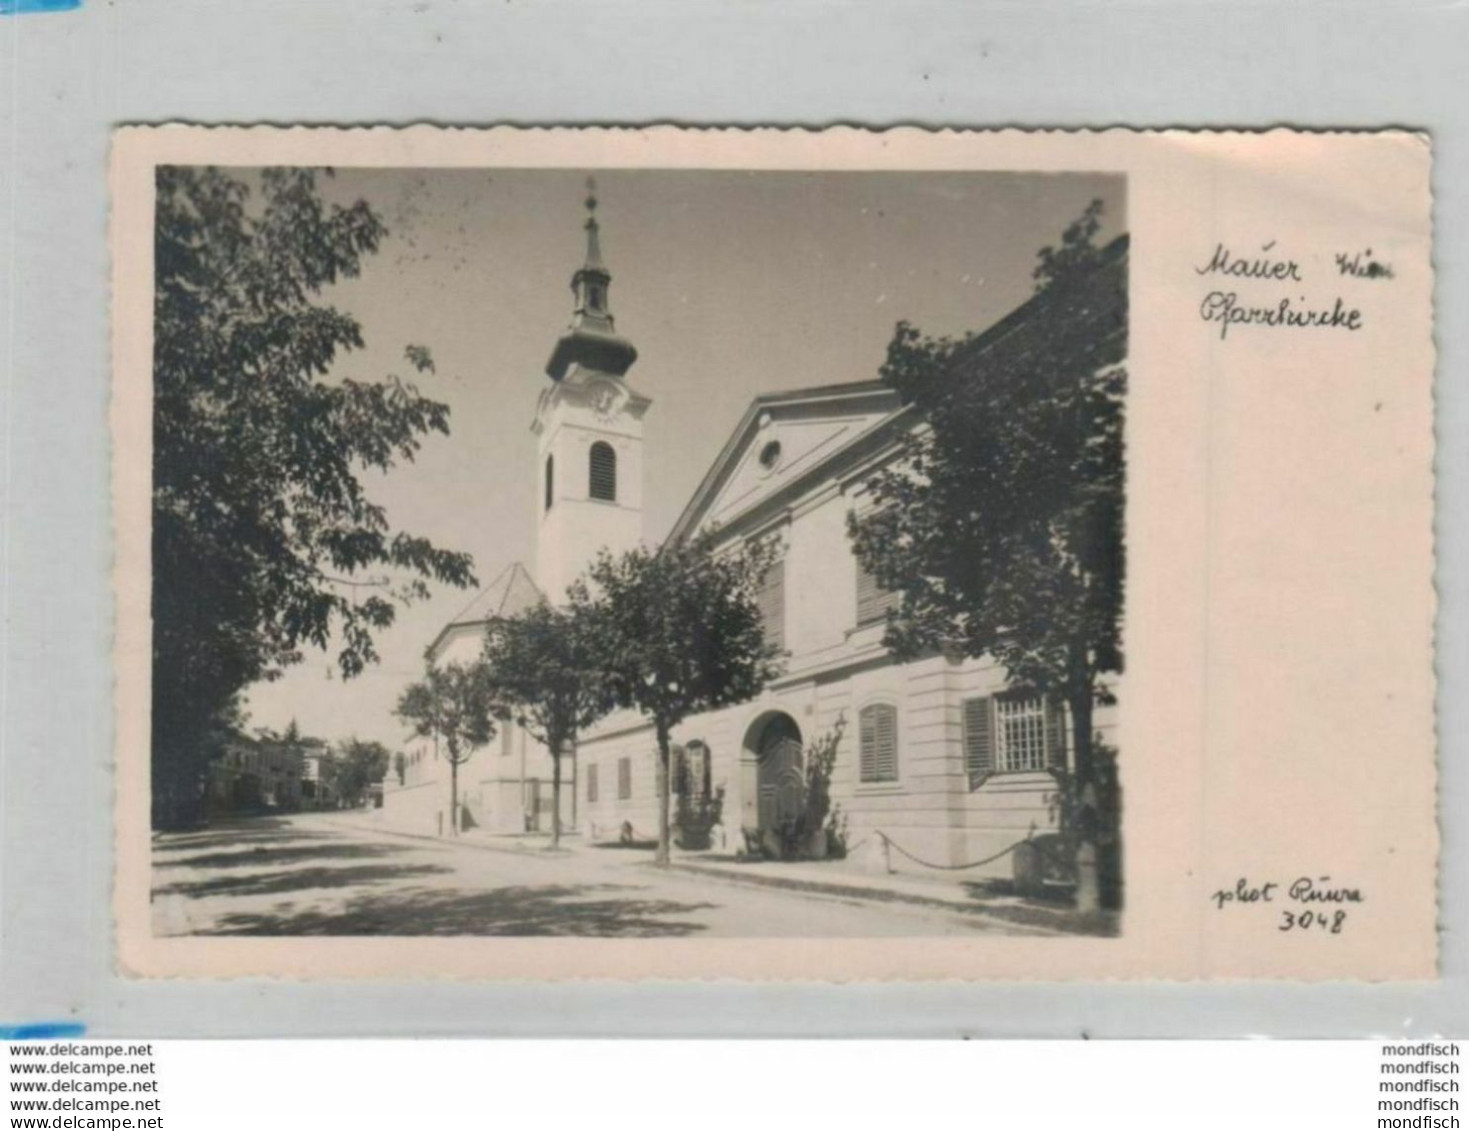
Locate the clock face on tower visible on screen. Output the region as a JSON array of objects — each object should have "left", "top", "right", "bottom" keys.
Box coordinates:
[{"left": 587, "top": 381, "right": 621, "bottom": 422}]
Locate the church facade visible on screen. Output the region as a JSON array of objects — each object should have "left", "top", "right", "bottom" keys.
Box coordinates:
[{"left": 382, "top": 190, "right": 1122, "bottom": 878}]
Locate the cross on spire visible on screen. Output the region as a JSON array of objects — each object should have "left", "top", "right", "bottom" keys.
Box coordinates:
[{"left": 582, "top": 176, "right": 605, "bottom": 272}]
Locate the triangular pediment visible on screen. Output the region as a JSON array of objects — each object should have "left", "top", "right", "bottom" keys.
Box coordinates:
[{"left": 670, "top": 382, "right": 904, "bottom": 543}]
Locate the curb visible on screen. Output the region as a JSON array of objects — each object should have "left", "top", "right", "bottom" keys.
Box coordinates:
[
  {"left": 660, "top": 860, "right": 1078, "bottom": 935},
  {"left": 321, "top": 815, "right": 582, "bottom": 860}
]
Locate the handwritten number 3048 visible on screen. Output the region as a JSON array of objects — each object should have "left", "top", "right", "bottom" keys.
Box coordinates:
[{"left": 1279, "top": 910, "right": 1347, "bottom": 934}]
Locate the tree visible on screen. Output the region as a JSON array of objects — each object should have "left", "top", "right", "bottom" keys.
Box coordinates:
[
  {"left": 480, "top": 602, "right": 611, "bottom": 849},
  {"left": 152, "top": 166, "right": 476, "bottom": 828},
  {"left": 573, "top": 538, "right": 781, "bottom": 865},
  {"left": 329, "top": 738, "right": 392, "bottom": 808},
  {"left": 395, "top": 662, "right": 497, "bottom": 835},
  {"left": 848, "top": 201, "right": 1126, "bottom": 867}
]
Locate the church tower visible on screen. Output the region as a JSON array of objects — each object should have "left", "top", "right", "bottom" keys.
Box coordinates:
[{"left": 533, "top": 182, "right": 651, "bottom": 602}]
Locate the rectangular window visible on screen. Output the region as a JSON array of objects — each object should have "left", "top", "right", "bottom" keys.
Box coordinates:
[
  {"left": 965, "top": 694, "right": 1067, "bottom": 785},
  {"left": 995, "top": 696, "right": 1047, "bottom": 772},
  {"left": 586, "top": 763, "right": 599, "bottom": 803},
  {"left": 617, "top": 756, "right": 632, "bottom": 801},
  {"left": 757, "top": 557, "right": 786, "bottom": 653},
  {"left": 855, "top": 559, "right": 900, "bottom": 627},
  {"left": 859, "top": 703, "right": 899, "bottom": 783},
  {"left": 501, "top": 724, "right": 513, "bottom": 757},
  {"left": 684, "top": 742, "right": 709, "bottom": 800}
]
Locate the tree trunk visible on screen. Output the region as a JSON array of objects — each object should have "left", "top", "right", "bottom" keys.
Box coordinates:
[
  {"left": 549, "top": 734, "right": 562, "bottom": 850},
  {"left": 1069, "top": 683, "right": 1094, "bottom": 788},
  {"left": 1066, "top": 652, "right": 1100, "bottom": 913},
  {"left": 152, "top": 732, "right": 206, "bottom": 831},
  {"left": 449, "top": 749, "right": 459, "bottom": 837},
  {"left": 655, "top": 722, "right": 671, "bottom": 866}
]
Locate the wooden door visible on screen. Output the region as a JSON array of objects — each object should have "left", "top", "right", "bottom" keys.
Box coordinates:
[{"left": 756, "top": 715, "right": 804, "bottom": 833}]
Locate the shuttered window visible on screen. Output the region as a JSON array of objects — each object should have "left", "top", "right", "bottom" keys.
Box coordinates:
[
  {"left": 1043, "top": 698, "right": 1067, "bottom": 772},
  {"left": 756, "top": 557, "right": 786, "bottom": 653},
  {"left": 859, "top": 703, "right": 899, "bottom": 783},
  {"left": 617, "top": 756, "right": 631, "bottom": 800},
  {"left": 589, "top": 442, "right": 617, "bottom": 502},
  {"left": 963, "top": 696, "right": 994, "bottom": 789},
  {"left": 586, "top": 763, "right": 598, "bottom": 803},
  {"left": 855, "top": 559, "right": 900, "bottom": 627}
]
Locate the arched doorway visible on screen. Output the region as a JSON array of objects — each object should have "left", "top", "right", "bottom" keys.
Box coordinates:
[{"left": 754, "top": 713, "right": 804, "bottom": 838}]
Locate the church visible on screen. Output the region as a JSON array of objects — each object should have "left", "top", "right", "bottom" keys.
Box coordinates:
[{"left": 381, "top": 187, "right": 1123, "bottom": 878}]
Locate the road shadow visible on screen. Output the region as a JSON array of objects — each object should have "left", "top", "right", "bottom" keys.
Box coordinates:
[
  {"left": 958, "top": 878, "right": 1119, "bottom": 937},
  {"left": 153, "top": 829, "right": 338, "bottom": 855},
  {"left": 152, "top": 817, "right": 350, "bottom": 857},
  {"left": 153, "top": 842, "right": 410, "bottom": 871},
  {"left": 156, "top": 862, "right": 453, "bottom": 900},
  {"left": 199, "top": 883, "right": 719, "bottom": 938}
]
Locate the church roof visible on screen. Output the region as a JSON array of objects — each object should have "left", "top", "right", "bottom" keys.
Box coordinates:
[
  {"left": 427, "top": 561, "right": 544, "bottom": 661},
  {"left": 665, "top": 380, "right": 908, "bottom": 546}
]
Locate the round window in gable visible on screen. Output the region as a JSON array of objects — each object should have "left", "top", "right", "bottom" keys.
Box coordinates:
[{"left": 758, "top": 440, "right": 782, "bottom": 471}]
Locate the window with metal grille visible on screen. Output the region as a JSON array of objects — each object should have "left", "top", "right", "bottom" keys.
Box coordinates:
[
  {"left": 858, "top": 703, "right": 899, "bottom": 783},
  {"left": 586, "top": 763, "right": 598, "bottom": 803},
  {"left": 544, "top": 454, "right": 554, "bottom": 511},
  {"left": 855, "top": 559, "right": 899, "bottom": 627},
  {"left": 589, "top": 442, "right": 617, "bottom": 502},
  {"left": 756, "top": 556, "right": 785, "bottom": 653},
  {"left": 995, "top": 695, "right": 1047, "bottom": 773},
  {"left": 617, "top": 756, "right": 631, "bottom": 800}
]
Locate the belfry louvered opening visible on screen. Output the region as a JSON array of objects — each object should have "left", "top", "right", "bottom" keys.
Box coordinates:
[{"left": 589, "top": 441, "right": 617, "bottom": 502}]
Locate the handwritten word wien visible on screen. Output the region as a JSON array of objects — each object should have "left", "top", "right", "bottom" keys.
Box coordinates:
[
  {"left": 1195, "top": 242, "right": 1366, "bottom": 341},
  {"left": 1211, "top": 875, "right": 1363, "bottom": 935}
]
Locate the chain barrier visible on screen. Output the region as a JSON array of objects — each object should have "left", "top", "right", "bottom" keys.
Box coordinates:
[
  {"left": 871, "top": 829, "right": 1031, "bottom": 872},
  {"left": 594, "top": 821, "right": 1033, "bottom": 875}
]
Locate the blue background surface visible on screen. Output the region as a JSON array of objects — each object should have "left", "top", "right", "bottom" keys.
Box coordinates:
[{"left": 0, "top": 0, "right": 1462, "bottom": 1038}]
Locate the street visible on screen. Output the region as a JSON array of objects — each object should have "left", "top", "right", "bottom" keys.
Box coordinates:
[{"left": 151, "top": 814, "right": 1053, "bottom": 938}]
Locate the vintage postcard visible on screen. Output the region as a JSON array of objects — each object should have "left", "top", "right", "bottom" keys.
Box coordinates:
[{"left": 111, "top": 126, "right": 1435, "bottom": 981}]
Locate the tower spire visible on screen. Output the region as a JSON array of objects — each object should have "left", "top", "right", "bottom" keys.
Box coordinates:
[
  {"left": 582, "top": 177, "right": 605, "bottom": 272},
  {"left": 545, "top": 177, "right": 638, "bottom": 382}
]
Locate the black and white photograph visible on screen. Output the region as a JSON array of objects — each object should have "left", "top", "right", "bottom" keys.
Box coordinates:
[{"left": 144, "top": 162, "right": 1128, "bottom": 941}]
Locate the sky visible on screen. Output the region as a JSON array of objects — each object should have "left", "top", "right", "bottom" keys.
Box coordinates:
[{"left": 238, "top": 167, "right": 1125, "bottom": 748}]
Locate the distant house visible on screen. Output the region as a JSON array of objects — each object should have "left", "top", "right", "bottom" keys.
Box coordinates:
[
  {"left": 382, "top": 193, "right": 1124, "bottom": 878},
  {"left": 299, "top": 744, "right": 335, "bottom": 811},
  {"left": 207, "top": 732, "right": 305, "bottom": 815}
]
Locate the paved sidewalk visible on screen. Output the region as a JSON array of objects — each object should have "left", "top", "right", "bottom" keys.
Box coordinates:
[
  {"left": 335, "top": 811, "right": 1116, "bottom": 937},
  {"left": 663, "top": 854, "right": 1116, "bottom": 937}
]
